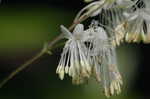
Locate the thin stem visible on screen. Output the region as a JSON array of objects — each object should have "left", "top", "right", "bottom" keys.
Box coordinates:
[
  {"left": 0, "top": 2, "right": 105, "bottom": 88},
  {"left": 0, "top": 24, "right": 77, "bottom": 88},
  {"left": 73, "top": 0, "right": 107, "bottom": 23},
  {"left": 0, "top": 46, "right": 47, "bottom": 88}
]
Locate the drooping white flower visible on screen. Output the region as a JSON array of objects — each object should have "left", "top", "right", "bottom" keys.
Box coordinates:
[
  {"left": 123, "top": 1, "right": 150, "bottom": 43},
  {"left": 92, "top": 0, "right": 137, "bottom": 35},
  {"left": 101, "top": 48, "right": 123, "bottom": 97},
  {"left": 56, "top": 24, "right": 92, "bottom": 84},
  {"left": 57, "top": 20, "right": 123, "bottom": 97},
  {"left": 83, "top": 21, "right": 123, "bottom": 97}
]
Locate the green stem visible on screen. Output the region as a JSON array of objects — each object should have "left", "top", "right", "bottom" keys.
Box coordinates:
[
  {"left": 0, "top": 47, "right": 46, "bottom": 88},
  {"left": 0, "top": 2, "right": 105, "bottom": 88}
]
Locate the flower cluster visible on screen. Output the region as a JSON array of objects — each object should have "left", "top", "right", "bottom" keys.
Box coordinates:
[
  {"left": 81, "top": 0, "right": 150, "bottom": 44},
  {"left": 56, "top": 0, "right": 150, "bottom": 97},
  {"left": 56, "top": 21, "right": 122, "bottom": 97},
  {"left": 123, "top": 0, "right": 150, "bottom": 43}
]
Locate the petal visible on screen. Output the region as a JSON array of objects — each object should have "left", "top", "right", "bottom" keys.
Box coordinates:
[
  {"left": 144, "top": 0, "right": 150, "bottom": 8},
  {"left": 123, "top": 11, "right": 139, "bottom": 21},
  {"left": 96, "top": 27, "right": 108, "bottom": 40},
  {"left": 73, "top": 24, "right": 84, "bottom": 35},
  {"left": 128, "top": 14, "right": 139, "bottom": 21},
  {"left": 60, "top": 25, "right": 73, "bottom": 39},
  {"left": 116, "top": 0, "right": 138, "bottom": 8},
  {"left": 142, "top": 10, "right": 150, "bottom": 21}
]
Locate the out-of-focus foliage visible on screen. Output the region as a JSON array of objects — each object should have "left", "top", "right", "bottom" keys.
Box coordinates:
[{"left": 0, "top": 7, "right": 73, "bottom": 55}]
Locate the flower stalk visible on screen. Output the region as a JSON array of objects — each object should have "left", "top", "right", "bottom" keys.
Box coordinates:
[{"left": 0, "top": 2, "right": 103, "bottom": 88}]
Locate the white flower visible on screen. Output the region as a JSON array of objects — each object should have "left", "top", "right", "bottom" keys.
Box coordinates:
[
  {"left": 56, "top": 24, "right": 92, "bottom": 84},
  {"left": 102, "top": 48, "right": 123, "bottom": 97},
  {"left": 83, "top": 22, "right": 123, "bottom": 97},
  {"left": 57, "top": 21, "right": 123, "bottom": 97},
  {"left": 89, "top": 0, "right": 137, "bottom": 33},
  {"left": 123, "top": 4, "right": 150, "bottom": 43}
]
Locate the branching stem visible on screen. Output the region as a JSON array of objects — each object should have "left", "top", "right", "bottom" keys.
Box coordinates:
[{"left": 0, "top": 3, "right": 104, "bottom": 88}]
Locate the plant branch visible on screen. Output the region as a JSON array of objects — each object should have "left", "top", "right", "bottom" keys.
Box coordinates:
[
  {"left": 0, "top": 3, "right": 105, "bottom": 88},
  {"left": 0, "top": 44, "right": 47, "bottom": 88}
]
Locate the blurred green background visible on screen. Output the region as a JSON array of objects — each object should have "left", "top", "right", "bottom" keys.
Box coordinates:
[{"left": 0, "top": 0, "right": 150, "bottom": 99}]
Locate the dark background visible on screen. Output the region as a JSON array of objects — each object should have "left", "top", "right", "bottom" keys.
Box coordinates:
[{"left": 0, "top": 0, "right": 150, "bottom": 99}]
